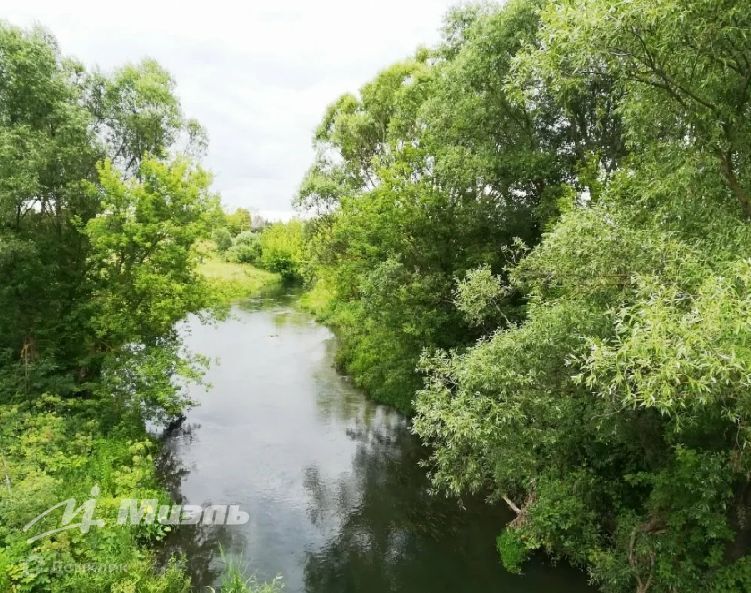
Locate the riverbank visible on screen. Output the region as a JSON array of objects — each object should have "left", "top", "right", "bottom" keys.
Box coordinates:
[
  {"left": 296, "top": 278, "right": 334, "bottom": 321},
  {"left": 0, "top": 263, "right": 285, "bottom": 593},
  {"left": 199, "top": 255, "right": 281, "bottom": 305},
  {"left": 0, "top": 396, "right": 285, "bottom": 593},
  {"left": 0, "top": 398, "right": 189, "bottom": 592},
  {"left": 297, "top": 279, "right": 415, "bottom": 413},
  {"left": 163, "top": 294, "right": 593, "bottom": 593}
]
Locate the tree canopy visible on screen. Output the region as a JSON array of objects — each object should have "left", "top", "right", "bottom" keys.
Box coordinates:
[
  {"left": 299, "top": 0, "right": 751, "bottom": 591},
  {"left": 0, "top": 23, "right": 218, "bottom": 413}
]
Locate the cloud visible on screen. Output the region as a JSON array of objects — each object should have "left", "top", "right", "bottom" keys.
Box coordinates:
[{"left": 3, "top": 0, "right": 457, "bottom": 220}]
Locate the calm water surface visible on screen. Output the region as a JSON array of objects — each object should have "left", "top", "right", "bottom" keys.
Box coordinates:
[{"left": 162, "top": 289, "right": 593, "bottom": 593}]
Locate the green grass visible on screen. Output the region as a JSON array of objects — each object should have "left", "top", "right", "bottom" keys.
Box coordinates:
[
  {"left": 210, "top": 552, "right": 284, "bottom": 593},
  {"left": 0, "top": 397, "right": 190, "bottom": 593},
  {"left": 297, "top": 278, "right": 334, "bottom": 319},
  {"left": 198, "top": 255, "right": 281, "bottom": 304}
]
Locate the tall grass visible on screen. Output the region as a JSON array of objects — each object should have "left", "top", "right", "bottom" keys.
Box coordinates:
[
  {"left": 207, "top": 551, "right": 284, "bottom": 593},
  {"left": 198, "top": 253, "right": 281, "bottom": 304}
]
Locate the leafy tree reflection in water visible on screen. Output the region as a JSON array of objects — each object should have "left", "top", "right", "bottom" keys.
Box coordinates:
[
  {"left": 160, "top": 300, "right": 593, "bottom": 593},
  {"left": 303, "top": 366, "right": 589, "bottom": 593}
]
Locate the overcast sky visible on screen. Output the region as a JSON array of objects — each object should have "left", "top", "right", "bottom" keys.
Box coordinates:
[{"left": 3, "top": 0, "right": 459, "bottom": 220}]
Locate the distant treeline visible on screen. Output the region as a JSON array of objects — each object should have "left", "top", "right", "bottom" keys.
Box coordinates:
[{"left": 212, "top": 209, "right": 305, "bottom": 282}]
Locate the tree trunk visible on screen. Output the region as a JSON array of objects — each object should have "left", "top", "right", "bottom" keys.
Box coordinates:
[{"left": 717, "top": 150, "right": 751, "bottom": 219}]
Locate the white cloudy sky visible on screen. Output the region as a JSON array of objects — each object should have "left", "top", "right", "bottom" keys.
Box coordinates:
[{"left": 3, "top": 0, "right": 459, "bottom": 220}]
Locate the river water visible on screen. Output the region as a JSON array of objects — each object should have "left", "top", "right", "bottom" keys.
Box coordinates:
[{"left": 162, "top": 289, "right": 593, "bottom": 593}]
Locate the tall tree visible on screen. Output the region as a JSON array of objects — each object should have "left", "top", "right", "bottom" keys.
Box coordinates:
[
  {"left": 413, "top": 1, "right": 751, "bottom": 591},
  {"left": 0, "top": 24, "right": 218, "bottom": 414},
  {"left": 299, "top": 0, "right": 622, "bottom": 409}
]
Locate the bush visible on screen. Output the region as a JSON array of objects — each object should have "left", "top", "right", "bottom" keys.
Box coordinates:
[
  {"left": 258, "top": 221, "right": 305, "bottom": 281},
  {"left": 496, "top": 529, "right": 530, "bottom": 575},
  {"left": 0, "top": 398, "right": 190, "bottom": 593},
  {"left": 212, "top": 227, "right": 233, "bottom": 252},
  {"left": 226, "top": 231, "right": 262, "bottom": 264}
]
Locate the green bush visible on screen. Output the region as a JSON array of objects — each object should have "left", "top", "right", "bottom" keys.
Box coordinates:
[
  {"left": 226, "top": 231, "right": 262, "bottom": 264},
  {"left": 496, "top": 529, "right": 529, "bottom": 575},
  {"left": 258, "top": 221, "right": 305, "bottom": 281},
  {"left": 212, "top": 228, "right": 233, "bottom": 252},
  {"left": 0, "top": 397, "right": 190, "bottom": 593}
]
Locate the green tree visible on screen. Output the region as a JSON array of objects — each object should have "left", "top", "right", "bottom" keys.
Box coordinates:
[
  {"left": 225, "top": 207, "right": 252, "bottom": 236},
  {"left": 88, "top": 58, "right": 198, "bottom": 173},
  {"left": 227, "top": 230, "right": 261, "bottom": 264},
  {"left": 213, "top": 227, "right": 233, "bottom": 252},
  {"left": 0, "top": 21, "right": 222, "bottom": 593},
  {"left": 0, "top": 23, "right": 217, "bottom": 412},
  {"left": 258, "top": 220, "right": 305, "bottom": 281},
  {"left": 297, "top": 0, "right": 751, "bottom": 589},
  {"left": 412, "top": 1, "right": 751, "bottom": 591},
  {"left": 299, "top": 0, "right": 619, "bottom": 409}
]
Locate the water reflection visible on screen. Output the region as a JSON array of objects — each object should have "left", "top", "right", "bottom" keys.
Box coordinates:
[
  {"left": 157, "top": 427, "right": 231, "bottom": 586},
  {"left": 162, "top": 295, "right": 593, "bottom": 593}
]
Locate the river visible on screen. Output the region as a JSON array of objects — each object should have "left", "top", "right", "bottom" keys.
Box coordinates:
[{"left": 161, "top": 288, "right": 593, "bottom": 593}]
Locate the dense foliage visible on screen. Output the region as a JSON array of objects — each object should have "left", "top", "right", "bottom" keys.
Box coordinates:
[
  {"left": 299, "top": 0, "right": 751, "bottom": 591},
  {"left": 0, "top": 397, "right": 188, "bottom": 593},
  {"left": 0, "top": 24, "right": 219, "bottom": 410},
  {"left": 298, "top": 0, "right": 623, "bottom": 409},
  {"left": 0, "top": 23, "right": 222, "bottom": 592},
  {"left": 215, "top": 218, "right": 306, "bottom": 282}
]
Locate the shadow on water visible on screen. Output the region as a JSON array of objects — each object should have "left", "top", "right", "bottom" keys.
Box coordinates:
[{"left": 159, "top": 292, "right": 595, "bottom": 593}]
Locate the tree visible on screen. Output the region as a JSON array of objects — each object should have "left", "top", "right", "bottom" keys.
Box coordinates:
[
  {"left": 213, "top": 227, "right": 233, "bottom": 252},
  {"left": 412, "top": 1, "right": 751, "bottom": 591},
  {"left": 88, "top": 59, "right": 189, "bottom": 174},
  {"left": 519, "top": 0, "right": 751, "bottom": 218},
  {"left": 299, "top": 0, "right": 619, "bottom": 410},
  {"left": 297, "top": 0, "right": 751, "bottom": 590},
  {"left": 258, "top": 220, "right": 305, "bottom": 281},
  {"left": 0, "top": 21, "right": 226, "bottom": 593},
  {"left": 0, "top": 23, "right": 217, "bottom": 415},
  {"left": 225, "top": 207, "right": 252, "bottom": 236}
]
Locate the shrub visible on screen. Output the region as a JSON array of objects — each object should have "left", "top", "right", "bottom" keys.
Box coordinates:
[
  {"left": 258, "top": 221, "right": 305, "bottom": 281},
  {"left": 226, "top": 231, "right": 262, "bottom": 264},
  {"left": 212, "top": 227, "right": 233, "bottom": 252}
]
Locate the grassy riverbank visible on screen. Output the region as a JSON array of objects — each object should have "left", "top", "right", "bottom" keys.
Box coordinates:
[
  {"left": 199, "top": 255, "right": 281, "bottom": 305},
  {"left": 0, "top": 398, "right": 188, "bottom": 592},
  {"left": 296, "top": 279, "right": 419, "bottom": 414},
  {"left": 0, "top": 246, "right": 282, "bottom": 592},
  {"left": 297, "top": 279, "right": 334, "bottom": 320}
]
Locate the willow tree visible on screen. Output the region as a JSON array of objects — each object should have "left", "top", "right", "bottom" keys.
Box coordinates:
[
  {"left": 298, "top": 0, "right": 619, "bottom": 410},
  {"left": 414, "top": 1, "right": 751, "bottom": 591}
]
